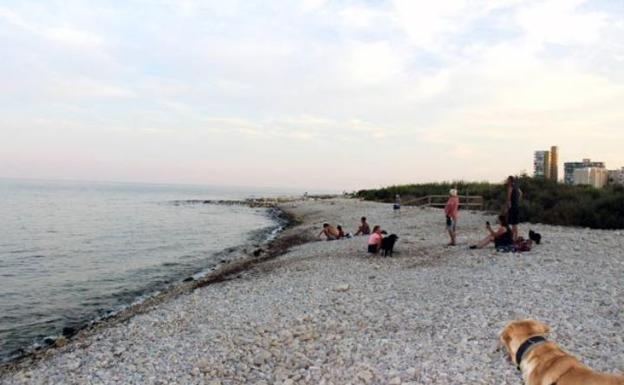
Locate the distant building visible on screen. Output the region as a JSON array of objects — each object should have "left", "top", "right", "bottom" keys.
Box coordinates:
[
  {"left": 549, "top": 146, "right": 559, "bottom": 182},
  {"left": 533, "top": 146, "right": 558, "bottom": 181},
  {"left": 573, "top": 167, "right": 609, "bottom": 188},
  {"left": 608, "top": 168, "right": 624, "bottom": 185},
  {"left": 533, "top": 151, "right": 551, "bottom": 179},
  {"left": 564, "top": 159, "right": 606, "bottom": 185}
]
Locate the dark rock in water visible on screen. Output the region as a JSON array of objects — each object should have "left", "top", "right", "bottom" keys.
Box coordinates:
[
  {"left": 43, "top": 337, "right": 56, "bottom": 346},
  {"left": 183, "top": 277, "right": 194, "bottom": 282},
  {"left": 219, "top": 259, "right": 227, "bottom": 264},
  {"left": 253, "top": 248, "right": 264, "bottom": 257},
  {"left": 62, "top": 327, "right": 76, "bottom": 337}
]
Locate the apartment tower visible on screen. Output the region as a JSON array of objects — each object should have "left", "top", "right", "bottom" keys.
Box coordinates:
[
  {"left": 549, "top": 146, "right": 559, "bottom": 182},
  {"left": 533, "top": 151, "right": 551, "bottom": 179}
]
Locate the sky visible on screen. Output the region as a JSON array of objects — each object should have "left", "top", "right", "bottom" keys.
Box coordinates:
[{"left": 1, "top": 0, "right": 623, "bottom": 191}]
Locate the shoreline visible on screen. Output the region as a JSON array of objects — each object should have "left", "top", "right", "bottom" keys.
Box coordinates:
[
  {"left": 0, "top": 202, "right": 310, "bottom": 374},
  {"left": 1, "top": 198, "right": 622, "bottom": 384}
]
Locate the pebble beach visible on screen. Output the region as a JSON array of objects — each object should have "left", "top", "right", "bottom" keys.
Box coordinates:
[{"left": 1, "top": 198, "right": 623, "bottom": 385}]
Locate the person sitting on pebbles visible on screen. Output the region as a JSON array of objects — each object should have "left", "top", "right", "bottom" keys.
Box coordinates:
[
  {"left": 469, "top": 214, "right": 513, "bottom": 249},
  {"left": 354, "top": 216, "right": 371, "bottom": 236},
  {"left": 338, "top": 225, "right": 352, "bottom": 239},
  {"left": 367, "top": 225, "right": 383, "bottom": 254},
  {"left": 318, "top": 223, "right": 340, "bottom": 240}
]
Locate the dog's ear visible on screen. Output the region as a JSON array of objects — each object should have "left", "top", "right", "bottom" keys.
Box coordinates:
[
  {"left": 540, "top": 323, "right": 551, "bottom": 335},
  {"left": 530, "top": 320, "right": 550, "bottom": 335},
  {"left": 500, "top": 330, "right": 512, "bottom": 346}
]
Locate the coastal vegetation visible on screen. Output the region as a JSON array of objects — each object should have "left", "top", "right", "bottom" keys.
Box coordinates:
[{"left": 356, "top": 176, "right": 624, "bottom": 229}]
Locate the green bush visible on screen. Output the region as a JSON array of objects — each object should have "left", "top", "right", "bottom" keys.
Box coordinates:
[{"left": 356, "top": 177, "right": 624, "bottom": 229}]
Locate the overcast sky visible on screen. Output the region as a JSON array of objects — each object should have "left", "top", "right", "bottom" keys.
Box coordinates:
[{"left": 1, "top": 0, "right": 623, "bottom": 191}]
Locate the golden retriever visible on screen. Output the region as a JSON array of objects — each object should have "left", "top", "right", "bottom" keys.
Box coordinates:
[{"left": 500, "top": 319, "right": 624, "bottom": 385}]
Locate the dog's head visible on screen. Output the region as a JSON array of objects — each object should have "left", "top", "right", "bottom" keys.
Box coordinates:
[
  {"left": 499, "top": 319, "right": 550, "bottom": 364},
  {"left": 384, "top": 234, "right": 398, "bottom": 243},
  {"left": 528, "top": 230, "right": 542, "bottom": 245}
]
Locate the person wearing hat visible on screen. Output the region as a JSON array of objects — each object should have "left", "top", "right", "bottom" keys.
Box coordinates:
[{"left": 444, "top": 189, "right": 460, "bottom": 246}]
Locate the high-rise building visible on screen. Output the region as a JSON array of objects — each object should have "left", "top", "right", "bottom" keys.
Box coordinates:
[
  {"left": 573, "top": 167, "right": 609, "bottom": 188},
  {"left": 549, "top": 146, "right": 559, "bottom": 182},
  {"left": 564, "top": 159, "right": 606, "bottom": 185},
  {"left": 533, "top": 151, "right": 551, "bottom": 179}
]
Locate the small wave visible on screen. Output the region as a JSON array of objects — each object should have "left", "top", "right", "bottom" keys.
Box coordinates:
[{"left": 161, "top": 262, "right": 181, "bottom": 267}]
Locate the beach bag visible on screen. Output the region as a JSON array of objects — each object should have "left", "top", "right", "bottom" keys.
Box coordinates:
[{"left": 514, "top": 239, "right": 533, "bottom": 252}]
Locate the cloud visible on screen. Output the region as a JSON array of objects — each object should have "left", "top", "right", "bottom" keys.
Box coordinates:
[
  {"left": 0, "top": 5, "right": 106, "bottom": 49},
  {"left": 47, "top": 77, "right": 135, "bottom": 100},
  {"left": 44, "top": 26, "right": 105, "bottom": 48},
  {"left": 1, "top": 0, "right": 623, "bottom": 189}
]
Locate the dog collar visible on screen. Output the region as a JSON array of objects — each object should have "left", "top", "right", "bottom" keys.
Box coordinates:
[{"left": 516, "top": 336, "right": 547, "bottom": 370}]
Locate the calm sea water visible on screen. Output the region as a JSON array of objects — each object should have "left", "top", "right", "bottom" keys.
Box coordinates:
[{"left": 0, "top": 179, "right": 290, "bottom": 363}]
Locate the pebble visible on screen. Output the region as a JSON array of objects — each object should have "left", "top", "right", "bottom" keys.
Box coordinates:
[{"left": 1, "top": 199, "right": 623, "bottom": 385}]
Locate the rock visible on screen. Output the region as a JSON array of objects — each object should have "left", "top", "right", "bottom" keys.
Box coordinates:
[
  {"left": 253, "top": 350, "right": 272, "bottom": 366},
  {"left": 54, "top": 336, "right": 68, "bottom": 347},
  {"left": 357, "top": 369, "right": 374, "bottom": 383},
  {"left": 389, "top": 376, "right": 402, "bottom": 385},
  {"left": 333, "top": 284, "right": 350, "bottom": 292},
  {"left": 63, "top": 359, "right": 82, "bottom": 371}
]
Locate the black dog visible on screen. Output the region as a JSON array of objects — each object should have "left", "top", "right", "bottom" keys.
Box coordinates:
[
  {"left": 529, "top": 230, "right": 542, "bottom": 245},
  {"left": 381, "top": 234, "right": 399, "bottom": 257}
]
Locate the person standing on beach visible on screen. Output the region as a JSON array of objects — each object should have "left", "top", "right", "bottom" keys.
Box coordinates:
[
  {"left": 506, "top": 176, "right": 522, "bottom": 241},
  {"left": 393, "top": 194, "right": 401, "bottom": 214},
  {"left": 444, "top": 189, "right": 460, "bottom": 246},
  {"left": 368, "top": 225, "right": 383, "bottom": 254}
]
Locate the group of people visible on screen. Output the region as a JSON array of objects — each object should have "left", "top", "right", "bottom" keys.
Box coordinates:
[
  {"left": 318, "top": 216, "right": 373, "bottom": 241},
  {"left": 318, "top": 217, "right": 390, "bottom": 255},
  {"left": 318, "top": 175, "right": 529, "bottom": 254},
  {"left": 443, "top": 176, "right": 526, "bottom": 250}
]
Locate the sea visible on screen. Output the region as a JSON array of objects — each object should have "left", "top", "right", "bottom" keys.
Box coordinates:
[{"left": 0, "top": 178, "right": 300, "bottom": 363}]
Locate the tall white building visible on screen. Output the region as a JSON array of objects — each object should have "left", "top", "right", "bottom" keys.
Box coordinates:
[{"left": 573, "top": 167, "right": 609, "bottom": 188}]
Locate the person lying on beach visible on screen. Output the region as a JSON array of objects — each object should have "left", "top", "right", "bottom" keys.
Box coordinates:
[
  {"left": 354, "top": 217, "right": 371, "bottom": 236},
  {"left": 368, "top": 225, "right": 383, "bottom": 254},
  {"left": 318, "top": 223, "right": 340, "bottom": 240},
  {"left": 469, "top": 215, "right": 513, "bottom": 249}
]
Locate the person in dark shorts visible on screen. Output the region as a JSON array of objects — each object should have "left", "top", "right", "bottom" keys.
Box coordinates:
[
  {"left": 368, "top": 225, "right": 383, "bottom": 254},
  {"left": 393, "top": 194, "right": 401, "bottom": 213},
  {"left": 444, "top": 189, "right": 459, "bottom": 246},
  {"left": 506, "top": 176, "right": 522, "bottom": 241}
]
